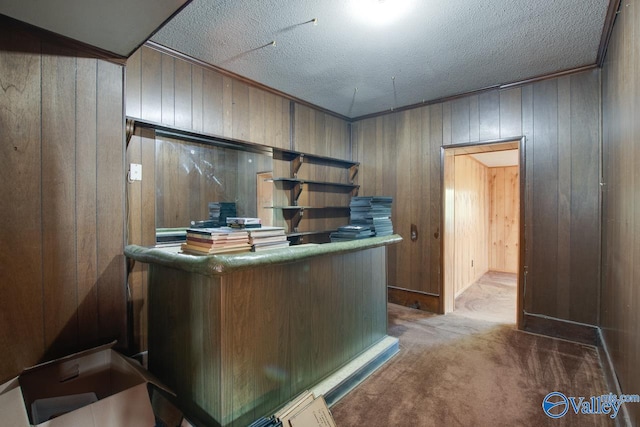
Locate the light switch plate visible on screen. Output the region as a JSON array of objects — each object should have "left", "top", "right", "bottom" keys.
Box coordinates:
[{"left": 130, "top": 163, "right": 142, "bottom": 181}]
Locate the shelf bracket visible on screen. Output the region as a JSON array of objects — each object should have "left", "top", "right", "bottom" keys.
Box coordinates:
[
  {"left": 349, "top": 164, "right": 359, "bottom": 183},
  {"left": 350, "top": 186, "right": 359, "bottom": 197},
  {"left": 292, "top": 208, "right": 304, "bottom": 232},
  {"left": 292, "top": 182, "right": 303, "bottom": 206},
  {"left": 291, "top": 154, "right": 304, "bottom": 178}
]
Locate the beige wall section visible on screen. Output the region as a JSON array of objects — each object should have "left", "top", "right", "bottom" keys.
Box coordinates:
[
  {"left": 0, "top": 20, "right": 126, "bottom": 384},
  {"left": 601, "top": 1, "right": 640, "bottom": 425},
  {"left": 453, "top": 155, "right": 490, "bottom": 296},
  {"left": 489, "top": 166, "right": 519, "bottom": 273},
  {"left": 353, "top": 69, "right": 600, "bottom": 325}
]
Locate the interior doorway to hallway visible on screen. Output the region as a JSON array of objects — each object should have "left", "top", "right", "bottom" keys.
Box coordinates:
[{"left": 442, "top": 138, "right": 525, "bottom": 327}]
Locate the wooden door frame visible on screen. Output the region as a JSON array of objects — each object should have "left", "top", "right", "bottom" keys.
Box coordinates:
[{"left": 440, "top": 136, "right": 526, "bottom": 329}]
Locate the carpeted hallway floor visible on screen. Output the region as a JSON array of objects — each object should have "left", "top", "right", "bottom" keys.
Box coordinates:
[{"left": 331, "top": 272, "right": 613, "bottom": 426}]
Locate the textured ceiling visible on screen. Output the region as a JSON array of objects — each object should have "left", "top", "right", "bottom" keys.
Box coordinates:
[
  {"left": 470, "top": 150, "right": 519, "bottom": 168},
  {"left": 152, "top": 0, "right": 609, "bottom": 118},
  {"left": 0, "top": 0, "right": 189, "bottom": 56}
]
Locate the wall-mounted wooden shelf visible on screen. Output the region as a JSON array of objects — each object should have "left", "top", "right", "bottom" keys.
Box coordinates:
[
  {"left": 266, "top": 206, "right": 351, "bottom": 231},
  {"left": 126, "top": 117, "right": 358, "bottom": 243},
  {"left": 273, "top": 151, "right": 359, "bottom": 181}
]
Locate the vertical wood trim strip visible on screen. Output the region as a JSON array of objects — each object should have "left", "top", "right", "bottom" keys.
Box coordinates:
[{"left": 42, "top": 42, "right": 78, "bottom": 358}]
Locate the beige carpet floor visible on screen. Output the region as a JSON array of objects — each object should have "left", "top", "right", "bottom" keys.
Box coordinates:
[{"left": 331, "top": 272, "right": 613, "bottom": 426}]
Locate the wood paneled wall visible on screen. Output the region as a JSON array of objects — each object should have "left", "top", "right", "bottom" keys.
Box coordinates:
[
  {"left": 489, "top": 166, "right": 519, "bottom": 273},
  {"left": 601, "top": 1, "right": 640, "bottom": 424},
  {"left": 0, "top": 21, "right": 126, "bottom": 383},
  {"left": 147, "top": 247, "right": 387, "bottom": 426},
  {"left": 453, "top": 155, "right": 490, "bottom": 296},
  {"left": 353, "top": 69, "right": 600, "bottom": 325},
  {"left": 126, "top": 46, "right": 291, "bottom": 150},
  {"left": 125, "top": 45, "right": 353, "bottom": 351}
]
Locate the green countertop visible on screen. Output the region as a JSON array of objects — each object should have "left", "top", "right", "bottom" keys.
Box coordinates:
[{"left": 125, "top": 234, "right": 402, "bottom": 277}]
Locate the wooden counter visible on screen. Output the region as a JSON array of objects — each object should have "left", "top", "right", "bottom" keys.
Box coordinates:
[{"left": 125, "top": 235, "right": 401, "bottom": 426}]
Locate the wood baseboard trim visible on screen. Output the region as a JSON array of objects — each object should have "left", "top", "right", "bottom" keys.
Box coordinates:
[
  {"left": 522, "top": 313, "right": 598, "bottom": 346},
  {"left": 597, "top": 329, "right": 632, "bottom": 427},
  {"left": 388, "top": 286, "right": 439, "bottom": 313}
]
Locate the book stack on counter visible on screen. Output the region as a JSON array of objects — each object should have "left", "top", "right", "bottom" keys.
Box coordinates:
[
  {"left": 349, "top": 196, "right": 394, "bottom": 236},
  {"left": 247, "top": 226, "right": 290, "bottom": 252},
  {"left": 330, "top": 224, "right": 374, "bottom": 242},
  {"left": 226, "top": 217, "right": 262, "bottom": 229},
  {"left": 208, "top": 202, "right": 237, "bottom": 226},
  {"left": 180, "top": 227, "right": 251, "bottom": 255},
  {"left": 248, "top": 390, "right": 336, "bottom": 427}
]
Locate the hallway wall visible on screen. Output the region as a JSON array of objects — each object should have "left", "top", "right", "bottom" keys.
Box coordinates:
[
  {"left": 489, "top": 166, "right": 519, "bottom": 273},
  {"left": 453, "top": 155, "right": 490, "bottom": 297},
  {"left": 600, "top": 0, "right": 640, "bottom": 424}
]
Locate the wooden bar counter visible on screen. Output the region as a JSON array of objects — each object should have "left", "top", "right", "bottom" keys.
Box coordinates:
[{"left": 125, "top": 235, "right": 401, "bottom": 427}]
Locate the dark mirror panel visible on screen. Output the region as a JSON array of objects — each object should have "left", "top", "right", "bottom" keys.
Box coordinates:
[{"left": 155, "top": 135, "right": 273, "bottom": 231}]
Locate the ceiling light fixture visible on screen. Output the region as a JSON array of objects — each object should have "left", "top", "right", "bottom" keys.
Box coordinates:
[{"left": 350, "top": 0, "right": 414, "bottom": 26}]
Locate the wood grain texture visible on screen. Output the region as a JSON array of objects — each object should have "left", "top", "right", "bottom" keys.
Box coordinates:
[
  {"left": 146, "top": 248, "right": 389, "bottom": 426},
  {"left": 0, "top": 22, "right": 126, "bottom": 383},
  {"left": 557, "top": 76, "right": 572, "bottom": 319},
  {"left": 76, "top": 57, "right": 100, "bottom": 350},
  {"left": 96, "top": 60, "right": 126, "bottom": 345},
  {"left": 532, "top": 79, "right": 560, "bottom": 317},
  {"left": 568, "top": 71, "right": 600, "bottom": 323},
  {"left": 140, "top": 47, "right": 162, "bottom": 123},
  {"left": 352, "top": 71, "right": 600, "bottom": 325},
  {"left": 42, "top": 41, "right": 78, "bottom": 358},
  {"left": 453, "top": 155, "right": 490, "bottom": 296},
  {"left": 600, "top": 2, "right": 640, "bottom": 424},
  {"left": 0, "top": 26, "right": 44, "bottom": 380},
  {"left": 125, "top": 45, "right": 302, "bottom": 266},
  {"left": 489, "top": 166, "right": 520, "bottom": 273}
]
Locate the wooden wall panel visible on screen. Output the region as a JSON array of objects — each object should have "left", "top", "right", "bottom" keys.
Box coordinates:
[
  {"left": 352, "top": 69, "right": 600, "bottom": 325},
  {"left": 601, "top": 1, "right": 640, "bottom": 424},
  {"left": 126, "top": 128, "right": 156, "bottom": 352},
  {"left": 147, "top": 247, "right": 388, "bottom": 426},
  {"left": 76, "top": 57, "right": 100, "bottom": 349},
  {"left": 127, "top": 45, "right": 291, "bottom": 149},
  {"left": 453, "top": 155, "right": 490, "bottom": 296},
  {"left": 42, "top": 42, "right": 79, "bottom": 358},
  {"left": 96, "top": 60, "right": 126, "bottom": 346},
  {"left": 0, "top": 20, "right": 126, "bottom": 383},
  {"left": 531, "top": 78, "right": 560, "bottom": 317},
  {"left": 0, "top": 25, "right": 44, "bottom": 380},
  {"left": 126, "top": 45, "right": 350, "bottom": 258},
  {"left": 489, "top": 166, "right": 519, "bottom": 273}
]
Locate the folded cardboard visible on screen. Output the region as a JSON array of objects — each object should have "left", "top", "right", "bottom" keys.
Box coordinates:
[
  {"left": 0, "top": 342, "right": 164, "bottom": 427},
  {"left": 288, "top": 396, "right": 336, "bottom": 427}
]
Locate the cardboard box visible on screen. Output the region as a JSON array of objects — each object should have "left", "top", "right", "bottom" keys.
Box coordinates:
[{"left": 0, "top": 342, "right": 165, "bottom": 427}]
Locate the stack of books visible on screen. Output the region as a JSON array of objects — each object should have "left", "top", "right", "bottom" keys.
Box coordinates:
[
  {"left": 248, "top": 227, "right": 290, "bottom": 251},
  {"left": 330, "top": 224, "right": 375, "bottom": 242},
  {"left": 155, "top": 228, "right": 187, "bottom": 244},
  {"left": 349, "top": 196, "right": 394, "bottom": 236},
  {"left": 248, "top": 417, "right": 282, "bottom": 427},
  {"left": 226, "top": 217, "right": 262, "bottom": 229},
  {"left": 208, "top": 202, "right": 237, "bottom": 226},
  {"left": 180, "top": 227, "right": 251, "bottom": 255}
]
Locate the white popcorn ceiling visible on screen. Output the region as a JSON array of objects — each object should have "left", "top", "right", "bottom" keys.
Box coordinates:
[{"left": 152, "top": 0, "right": 608, "bottom": 118}]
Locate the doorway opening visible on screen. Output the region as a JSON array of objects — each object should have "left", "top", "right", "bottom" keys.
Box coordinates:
[{"left": 442, "top": 138, "right": 525, "bottom": 327}]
